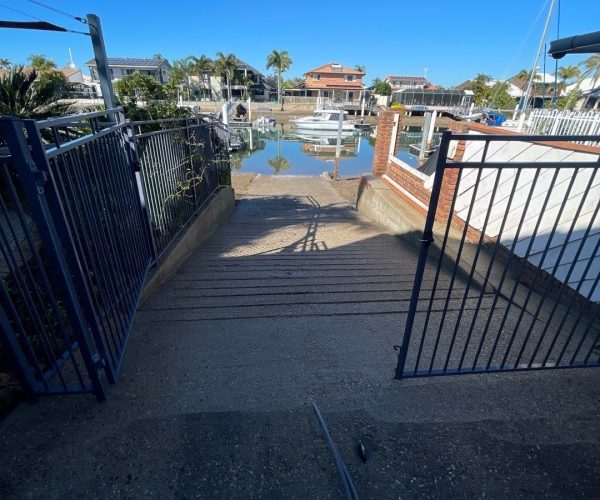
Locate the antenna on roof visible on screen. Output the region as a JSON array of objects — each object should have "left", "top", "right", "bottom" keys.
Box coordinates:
[{"left": 68, "top": 48, "right": 75, "bottom": 69}]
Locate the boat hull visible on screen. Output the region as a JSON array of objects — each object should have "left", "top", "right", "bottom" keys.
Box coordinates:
[{"left": 291, "top": 121, "right": 355, "bottom": 131}]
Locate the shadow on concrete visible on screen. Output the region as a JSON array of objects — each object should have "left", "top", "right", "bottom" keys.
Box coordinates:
[{"left": 0, "top": 190, "right": 599, "bottom": 498}]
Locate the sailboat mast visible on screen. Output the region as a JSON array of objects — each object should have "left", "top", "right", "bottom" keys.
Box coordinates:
[{"left": 519, "top": 0, "right": 556, "bottom": 119}]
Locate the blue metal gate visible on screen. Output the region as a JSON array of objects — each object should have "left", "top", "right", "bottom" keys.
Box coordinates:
[
  {"left": 396, "top": 131, "right": 600, "bottom": 378},
  {"left": 0, "top": 109, "right": 230, "bottom": 399}
]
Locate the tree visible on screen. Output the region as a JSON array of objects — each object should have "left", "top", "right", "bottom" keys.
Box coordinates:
[
  {"left": 190, "top": 54, "right": 213, "bottom": 99},
  {"left": 354, "top": 64, "right": 366, "bottom": 73},
  {"left": 28, "top": 54, "right": 56, "bottom": 73},
  {"left": 462, "top": 73, "right": 494, "bottom": 106},
  {"left": 515, "top": 69, "right": 530, "bottom": 81},
  {"left": 371, "top": 77, "right": 391, "bottom": 96},
  {"left": 0, "top": 66, "right": 71, "bottom": 118},
  {"left": 214, "top": 52, "right": 238, "bottom": 101},
  {"left": 153, "top": 53, "right": 164, "bottom": 59},
  {"left": 266, "top": 50, "right": 292, "bottom": 110},
  {"left": 282, "top": 77, "right": 304, "bottom": 90},
  {"left": 579, "top": 54, "right": 600, "bottom": 108},
  {"left": 115, "top": 73, "right": 166, "bottom": 102},
  {"left": 558, "top": 65, "right": 580, "bottom": 84},
  {"left": 171, "top": 58, "right": 195, "bottom": 100},
  {"left": 487, "top": 81, "right": 515, "bottom": 110},
  {"left": 0, "top": 58, "right": 11, "bottom": 70}
]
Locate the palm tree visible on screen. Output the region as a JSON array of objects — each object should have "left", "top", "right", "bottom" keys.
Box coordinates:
[
  {"left": 173, "top": 58, "right": 196, "bottom": 99},
  {"left": 0, "top": 58, "right": 11, "bottom": 70},
  {"left": 28, "top": 54, "right": 56, "bottom": 73},
  {"left": 558, "top": 65, "right": 580, "bottom": 83},
  {"left": 214, "top": 52, "right": 238, "bottom": 101},
  {"left": 515, "top": 69, "right": 530, "bottom": 81},
  {"left": 579, "top": 54, "right": 600, "bottom": 108},
  {"left": 354, "top": 64, "right": 366, "bottom": 73},
  {"left": 191, "top": 55, "right": 213, "bottom": 100},
  {"left": 240, "top": 75, "right": 254, "bottom": 100},
  {"left": 266, "top": 50, "right": 292, "bottom": 110},
  {"left": 0, "top": 66, "right": 71, "bottom": 118}
]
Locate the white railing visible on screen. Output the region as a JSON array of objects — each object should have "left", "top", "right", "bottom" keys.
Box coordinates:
[{"left": 526, "top": 109, "right": 600, "bottom": 146}]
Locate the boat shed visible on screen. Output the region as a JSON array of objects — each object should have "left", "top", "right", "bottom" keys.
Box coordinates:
[{"left": 392, "top": 88, "right": 474, "bottom": 108}]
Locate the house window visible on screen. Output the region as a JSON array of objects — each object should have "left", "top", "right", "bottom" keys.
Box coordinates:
[
  {"left": 345, "top": 75, "right": 355, "bottom": 82},
  {"left": 313, "top": 73, "right": 320, "bottom": 80}
]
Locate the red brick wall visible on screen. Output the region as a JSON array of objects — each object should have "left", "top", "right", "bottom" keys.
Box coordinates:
[
  {"left": 385, "top": 162, "right": 431, "bottom": 215},
  {"left": 372, "top": 107, "right": 404, "bottom": 176},
  {"left": 373, "top": 108, "right": 464, "bottom": 221}
]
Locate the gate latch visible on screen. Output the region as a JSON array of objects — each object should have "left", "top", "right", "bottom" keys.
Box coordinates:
[{"left": 418, "top": 230, "right": 434, "bottom": 246}]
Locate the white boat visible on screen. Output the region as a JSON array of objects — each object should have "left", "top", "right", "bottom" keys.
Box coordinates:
[
  {"left": 291, "top": 110, "right": 355, "bottom": 132},
  {"left": 291, "top": 129, "right": 355, "bottom": 144},
  {"left": 253, "top": 116, "right": 276, "bottom": 127}
]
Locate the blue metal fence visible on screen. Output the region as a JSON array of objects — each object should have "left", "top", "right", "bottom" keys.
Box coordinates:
[
  {"left": 396, "top": 131, "right": 600, "bottom": 378},
  {"left": 0, "top": 109, "right": 230, "bottom": 399}
]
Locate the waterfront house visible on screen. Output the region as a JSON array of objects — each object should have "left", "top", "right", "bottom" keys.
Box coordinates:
[
  {"left": 86, "top": 57, "right": 172, "bottom": 84},
  {"left": 284, "top": 62, "right": 365, "bottom": 103}
]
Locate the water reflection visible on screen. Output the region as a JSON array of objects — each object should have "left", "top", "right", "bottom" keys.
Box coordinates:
[
  {"left": 229, "top": 125, "right": 374, "bottom": 177},
  {"left": 268, "top": 129, "right": 291, "bottom": 174},
  {"left": 228, "top": 123, "right": 449, "bottom": 176}
]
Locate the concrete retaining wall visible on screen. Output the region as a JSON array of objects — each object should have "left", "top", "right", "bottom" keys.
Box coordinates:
[{"left": 140, "top": 187, "right": 235, "bottom": 303}]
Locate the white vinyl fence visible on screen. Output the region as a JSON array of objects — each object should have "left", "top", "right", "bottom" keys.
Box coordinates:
[{"left": 526, "top": 109, "right": 600, "bottom": 146}]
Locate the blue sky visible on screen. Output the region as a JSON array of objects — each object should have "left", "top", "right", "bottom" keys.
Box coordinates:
[{"left": 0, "top": 0, "right": 597, "bottom": 86}]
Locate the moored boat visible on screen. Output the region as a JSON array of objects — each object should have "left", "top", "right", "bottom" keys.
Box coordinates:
[{"left": 291, "top": 109, "right": 355, "bottom": 132}]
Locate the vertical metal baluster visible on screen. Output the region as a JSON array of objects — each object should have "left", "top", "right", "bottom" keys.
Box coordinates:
[{"left": 395, "top": 131, "right": 451, "bottom": 379}]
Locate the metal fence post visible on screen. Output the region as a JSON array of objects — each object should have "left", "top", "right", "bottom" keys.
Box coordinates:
[
  {"left": 126, "top": 120, "right": 158, "bottom": 262},
  {"left": 23, "top": 119, "right": 117, "bottom": 384},
  {"left": 1, "top": 117, "right": 108, "bottom": 400},
  {"left": 395, "top": 130, "right": 452, "bottom": 379}
]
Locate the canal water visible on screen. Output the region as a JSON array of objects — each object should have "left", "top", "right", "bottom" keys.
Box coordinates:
[{"left": 230, "top": 125, "right": 443, "bottom": 177}]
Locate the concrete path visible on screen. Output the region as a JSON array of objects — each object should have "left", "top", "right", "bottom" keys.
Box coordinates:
[{"left": 1, "top": 175, "right": 599, "bottom": 499}]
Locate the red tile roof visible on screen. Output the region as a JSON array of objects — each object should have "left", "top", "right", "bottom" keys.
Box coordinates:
[{"left": 304, "top": 62, "right": 365, "bottom": 76}]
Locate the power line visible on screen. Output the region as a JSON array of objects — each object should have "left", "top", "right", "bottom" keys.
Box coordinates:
[
  {"left": 25, "top": 0, "right": 87, "bottom": 24},
  {"left": 0, "top": 2, "right": 89, "bottom": 35},
  {"left": 0, "top": 1, "right": 45, "bottom": 22}
]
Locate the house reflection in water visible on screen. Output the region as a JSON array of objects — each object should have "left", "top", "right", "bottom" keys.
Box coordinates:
[{"left": 228, "top": 125, "right": 373, "bottom": 177}]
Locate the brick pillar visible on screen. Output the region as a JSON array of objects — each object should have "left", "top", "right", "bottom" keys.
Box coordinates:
[
  {"left": 436, "top": 120, "right": 468, "bottom": 220},
  {"left": 449, "top": 120, "right": 469, "bottom": 161},
  {"left": 372, "top": 107, "right": 404, "bottom": 176},
  {"left": 437, "top": 168, "right": 460, "bottom": 221}
]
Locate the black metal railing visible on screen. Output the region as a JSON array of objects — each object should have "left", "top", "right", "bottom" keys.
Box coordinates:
[
  {"left": 0, "top": 109, "right": 231, "bottom": 399},
  {"left": 396, "top": 131, "right": 600, "bottom": 378},
  {"left": 133, "top": 116, "right": 230, "bottom": 257}
]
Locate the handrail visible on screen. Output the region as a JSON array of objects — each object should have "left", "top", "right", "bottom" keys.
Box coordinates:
[{"left": 35, "top": 107, "right": 123, "bottom": 129}]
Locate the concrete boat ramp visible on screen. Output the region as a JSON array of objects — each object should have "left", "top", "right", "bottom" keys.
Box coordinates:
[{"left": 1, "top": 175, "right": 599, "bottom": 498}]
